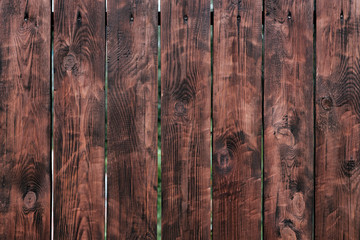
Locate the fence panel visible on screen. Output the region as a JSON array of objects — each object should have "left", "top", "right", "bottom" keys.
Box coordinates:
[
  {"left": 212, "top": 0, "right": 262, "bottom": 239},
  {"left": 3, "top": 1, "right": 360, "bottom": 239},
  {"left": 0, "top": 0, "right": 51, "bottom": 239},
  {"left": 315, "top": 0, "right": 360, "bottom": 239},
  {"left": 161, "top": 0, "right": 211, "bottom": 239},
  {"left": 53, "top": 0, "right": 105, "bottom": 238},
  {"left": 263, "top": 1, "right": 314, "bottom": 239},
  {"left": 106, "top": 0, "right": 158, "bottom": 239}
]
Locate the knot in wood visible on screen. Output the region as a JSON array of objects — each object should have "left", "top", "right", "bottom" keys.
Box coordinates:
[
  {"left": 214, "top": 148, "right": 232, "bottom": 174},
  {"left": 63, "top": 54, "right": 77, "bottom": 72},
  {"left": 174, "top": 102, "right": 187, "bottom": 116},
  {"left": 292, "top": 192, "right": 305, "bottom": 218},
  {"left": 275, "top": 127, "right": 295, "bottom": 146},
  {"left": 23, "top": 191, "right": 36, "bottom": 209},
  {"left": 279, "top": 220, "right": 298, "bottom": 240},
  {"left": 321, "top": 96, "right": 333, "bottom": 110},
  {"left": 183, "top": 15, "right": 188, "bottom": 23},
  {"left": 280, "top": 226, "right": 297, "bottom": 240},
  {"left": 343, "top": 159, "right": 356, "bottom": 177}
]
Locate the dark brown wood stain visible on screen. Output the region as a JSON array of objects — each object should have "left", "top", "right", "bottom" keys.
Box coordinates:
[
  {"left": 2, "top": 1, "right": 360, "bottom": 239},
  {"left": 106, "top": 0, "right": 158, "bottom": 239},
  {"left": 53, "top": 0, "right": 105, "bottom": 239},
  {"left": 0, "top": 0, "right": 51, "bottom": 239},
  {"left": 212, "top": 0, "right": 262, "bottom": 238},
  {"left": 161, "top": 0, "right": 211, "bottom": 239},
  {"left": 315, "top": 0, "right": 360, "bottom": 239},
  {"left": 264, "top": 0, "right": 314, "bottom": 239}
]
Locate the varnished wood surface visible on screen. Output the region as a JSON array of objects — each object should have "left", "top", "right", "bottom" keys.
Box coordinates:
[
  {"left": 53, "top": 0, "right": 105, "bottom": 239},
  {"left": 161, "top": 0, "right": 211, "bottom": 239},
  {"left": 106, "top": 0, "right": 158, "bottom": 239},
  {"left": 212, "top": 0, "right": 262, "bottom": 239},
  {"left": 264, "top": 1, "right": 314, "bottom": 239},
  {"left": 315, "top": 1, "right": 360, "bottom": 239},
  {"left": 0, "top": 0, "right": 51, "bottom": 239}
]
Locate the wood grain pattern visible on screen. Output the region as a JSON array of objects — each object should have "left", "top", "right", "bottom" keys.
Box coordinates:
[
  {"left": 212, "top": 0, "right": 262, "bottom": 239},
  {"left": 106, "top": 0, "right": 158, "bottom": 239},
  {"left": 53, "top": 0, "right": 105, "bottom": 239},
  {"left": 161, "top": 0, "right": 211, "bottom": 239},
  {"left": 315, "top": 1, "right": 360, "bottom": 239},
  {"left": 264, "top": 1, "right": 314, "bottom": 239},
  {"left": 0, "top": 0, "right": 51, "bottom": 239}
]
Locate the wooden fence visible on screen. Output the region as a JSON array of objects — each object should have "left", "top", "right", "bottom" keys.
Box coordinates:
[{"left": 0, "top": 0, "right": 359, "bottom": 239}]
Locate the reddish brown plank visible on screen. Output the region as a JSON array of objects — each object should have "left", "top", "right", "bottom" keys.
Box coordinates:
[
  {"left": 53, "top": 0, "right": 105, "bottom": 239},
  {"left": 212, "top": 0, "right": 262, "bottom": 239},
  {"left": 315, "top": 1, "right": 360, "bottom": 239},
  {"left": 106, "top": 0, "right": 158, "bottom": 239},
  {"left": 264, "top": 1, "right": 314, "bottom": 239},
  {"left": 0, "top": 0, "right": 51, "bottom": 239},
  {"left": 161, "top": 0, "right": 211, "bottom": 239}
]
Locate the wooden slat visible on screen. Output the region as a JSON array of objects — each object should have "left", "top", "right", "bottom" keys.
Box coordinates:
[
  {"left": 212, "top": 0, "right": 262, "bottom": 239},
  {"left": 106, "top": 0, "right": 158, "bottom": 239},
  {"left": 0, "top": 0, "right": 51, "bottom": 239},
  {"left": 263, "top": 1, "right": 314, "bottom": 239},
  {"left": 53, "top": 0, "right": 105, "bottom": 238},
  {"left": 315, "top": 1, "right": 360, "bottom": 238},
  {"left": 161, "top": 0, "right": 211, "bottom": 239}
]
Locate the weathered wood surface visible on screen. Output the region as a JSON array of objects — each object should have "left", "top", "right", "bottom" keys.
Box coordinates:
[
  {"left": 212, "top": 0, "right": 262, "bottom": 239},
  {"left": 315, "top": 0, "right": 360, "bottom": 239},
  {"left": 0, "top": 0, "right": 51, "bottom": 239},
  {"left": 53, "top": 0, "right": 105, "bottom": 238},
  {"left": 264, "top": 1, "right": 314, "bottom": 239},
  {"left": 161, "top": 0, "right": 211, "bottom": 238},
  {"left": 106, "top": 0, "right": 158, "bottom": 239}
]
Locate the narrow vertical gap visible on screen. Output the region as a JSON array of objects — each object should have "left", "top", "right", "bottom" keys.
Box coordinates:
[
  {"left": 210, "top": 7, "right": 214, "bottom": 239},
  {"left": 104, "top": 0, "right": 108, "bottom": 239},
  {"left": 50, "top": 5, "right": 54, "bottom": 240},
  {"left": 261, "top": 1, "right": 265, "bottom": 239},
  {"left": 157, "top": 23, "right": 162, "bottom": 240},
  {"left": 312, "top": 1, "right": 316, "bottom": 239}
]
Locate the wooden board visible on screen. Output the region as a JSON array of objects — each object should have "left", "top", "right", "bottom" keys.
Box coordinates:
[
  {"left": 0, "top": 0, "right": 51, "bottom": 239},
  {"left": 53, "top": 0, "right": 105, "bottom": 238},
  {"left": 161, "top": 0, "right": 211, "bottom": 238},
  {"left": 212, "top": 0, "right": 262, "bottom": 239},
  {"left": 263, "top": 1, "right": 314, "bottom": 239},
  {"left": 106, "top": 0, "right": 158, "bottom": 239},
  {"left": 315, "top": 0, "right": 360, "bottom": 239}
]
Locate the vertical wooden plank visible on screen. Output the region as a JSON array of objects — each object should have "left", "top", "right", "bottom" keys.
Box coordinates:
[
  {"left": 264, "top": 0, "right": 314, "bottom": 239},
  {"left": 106, "top": 0, "right": 158, "bottom": 239},
  {"left": 212, "top": 0, "right": 262, "bottom": 239},
  {"left": 0, "top": 0, "right": 51, "bottom": 239},
  {"left": 53, "top": 0, "right": 105, "bottom": 238},
  {"left": 315, "top": 1, "right": 360, "bottom": 239},
  {"left": 161, "top": 0, "right": 211, "bottom": 239}
]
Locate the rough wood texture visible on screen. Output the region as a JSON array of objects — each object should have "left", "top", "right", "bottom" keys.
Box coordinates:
[
  {"left": 161, "top": 0, "right": 211, "bottom": 238},
  {"left": 0, "top": 0, "right": 51, "bottom": 239},
  {"left": 212, "top": 0, "right": 262, "bottom": 239},
  {"left": 315, "top": 1, "right": 360, "bottom": 239},
  {"left": 53, "top": 0, "right": 105, "bottom": 239},
  {"left": 106, "top": 0, "right": 158, "bottom": 239},
  {"left": 264, "top": 1, "right": 314, "bottom": 239}
]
